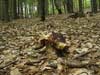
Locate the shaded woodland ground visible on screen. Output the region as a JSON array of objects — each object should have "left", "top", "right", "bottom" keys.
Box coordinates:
[{"left": 0, "top": 13, "right": 100, "bottom": 75}]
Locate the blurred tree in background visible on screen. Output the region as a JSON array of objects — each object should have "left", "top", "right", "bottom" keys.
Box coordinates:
[{"left": 0, "top": 0, "right": 99, "bottom": 22}]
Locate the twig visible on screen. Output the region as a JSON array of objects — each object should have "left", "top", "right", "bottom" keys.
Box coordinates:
[
  {"left": 66, "top": 61, "right": 100, "bottom": 68},
  {"left": 73, "top": 50, "right": 97, "bottom": 59},
  {"left": 0, "top": 59, "right": 18, "bottom": 69}
]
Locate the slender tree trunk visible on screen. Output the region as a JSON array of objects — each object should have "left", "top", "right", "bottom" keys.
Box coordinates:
[
  {"left": 2, "top": 0, "right": 9, "bottom": 21},
  {"left": 13, "top": 0, "right": 17, "bottom": 19},
  {"left": 54, "top": 0, "right": 62, "bottom": 14},
  {"left": 38, "top": 0, "right": 41, "bottom": 16},
  {"left": 20, "top": 2, "right": 23, "bottom": 18},
  {"left": 17, "top": 0, "right": 20, "bottom": 18},
  {"left": 32, "top": 3, "right": 35, "bottom": 16},
  {"left": 38, "top": 0, "right": 45, "bottom": 21},
  {"left": 45, "top": 0, "right": 49, "bottom": 15},
  {"left": 66, "top": 0, "right": 74, "bottom": 13},
  {"left": 51, "top": 0, "right": 55, "bottom": 14},
  {"left": 91, "top": 0, "right": 97, "bottom": 13},
  {"left": 41, "top": 0, "right": 45, "bottom": 21},
  {"left": 79, "top": 0, "right": 84, "bottom": 13},
  {"left": 0, "top": 0, "right": 2, "bottom": 20},
  {"left": 98, "top": 0, "right": 100, "bottom": 10},
  {"left": 24, "top": 2, "right": 27, "bottom": 18},
  {"left": 5, "top": 0, "right": 9, "bottom": 21},
  {"left": 29, "top": 4, "right": 33, "bottom": 18},
  {"left": 63, "top": 0, "right": 67, "bottom": 14}
]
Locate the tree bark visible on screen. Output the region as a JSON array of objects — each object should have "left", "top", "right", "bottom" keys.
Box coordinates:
[
  {"left": 54, "top": 0, "right": 62, "bottom": 14},
  {"left": 0, "top": 0, "right": 2, "bottom": 20},
  {"left": 79, "top": 0, "right": 84, "bottom": 13},
  {"left": 17, "top": 0, "right": 20, "bottom": 18},
  {"left": 20, "top": 1, "right": 23, "bottom": 18},
  {"left": 51, "top": 0, "right": 55, "bottom": 14},
  {"left": 66, "top": 0, "right": 74, "bottom": 13},
  {"left": 13, "top": 0, "right": 17, "bottom": 19},
  {"left": 91, "top": 0, "right": 97, "bottom": 13},
  {"left": 63, "top": 0, "right": 67, "bottom": 14},
  {"left": 98, "top": 0, "right": 100, "bottom": 10},
  {"left": 41, "top": 0, "right": 45, "bottom": 21},
  {"left": 38, "top": 0, "right": 45, "bottom": 21},
  {"left": 1, "top": 0, "right": 9, "bottom": 21}
]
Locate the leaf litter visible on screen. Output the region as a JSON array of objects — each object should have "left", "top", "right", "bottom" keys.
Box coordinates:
[{"left": 0, "top": 14, "right": 100, "bottom": 75}]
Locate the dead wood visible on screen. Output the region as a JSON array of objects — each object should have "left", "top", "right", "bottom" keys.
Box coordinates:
[
  {"left": 0, "top": 59, "right": 18, "bottom": 69},
  {"left": 66, "top": 61, "right": 100, "bottom": 68},
  {"left": 73, "top": 49, "right": 97, "bottom": 59}
]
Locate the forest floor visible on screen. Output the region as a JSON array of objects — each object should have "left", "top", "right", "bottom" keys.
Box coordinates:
[{"left": 0, "top": 13, "right": 100, "bottom": 75}]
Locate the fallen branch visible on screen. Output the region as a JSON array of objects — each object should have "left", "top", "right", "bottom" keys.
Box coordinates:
[
  {"left": 0, "top": 59, "right": 18, "bottom": 69},
  {"left": 66, "top": 61, "right": 100, "bottom": 68},
  {"left": 73, "top": 49, "right": 97, "bottom": 59}
]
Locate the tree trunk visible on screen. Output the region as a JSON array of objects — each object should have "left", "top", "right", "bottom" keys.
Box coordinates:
[
  {"left": 29, "top": 4, "right": 33, "bottom": 18},
  {"left": 98, "top": 0, "right": 100, "bottom": 10},
  {"left": 13, "top": 0, "right": 17, "bottom": 19},
  {"left": 38, "top": 0, "right": 45, "bottom": 21},
  {"left": 79, "top": 0, "right": 84, "bottom": 13},
  {"left": 1, "top": 0, "right": 9, "bottom": 21},
  {"left": 20, "top": 2, "right": 23, "bottom": 18},
  {"left": 38, "top": 0, "right": 41, "bottom": 16},
  {"left": 91, "top": 0, "right": 97, "bottom": 13},
  {"left": 0, "top": 0, "right": 2, "bottom": 20},
  {"left": 41, "top": 0, "right": 45, "bottom": 21},
  {"left": 63, "top": 0, "right": 67, "bottom": 14},
  {"left": 51, "top": 0, "right": 55, "bottom": 14},
  {"left": 66, "top": 0, "right": 74, "bottom": 13},
  {"left": 24, "top": 2, "right": 28, "bottom": 18},
  {"left": 17, "top": 0, "right": 20, "bottom": 18},
  {"left": 54, "top": 0, "right": 62, "bottom": 14},
  {"left": 45, "top": 0, "right": 49, "bottom": 15}
]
